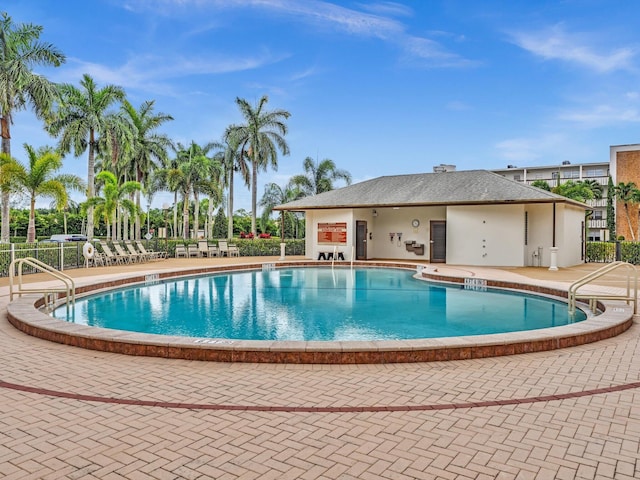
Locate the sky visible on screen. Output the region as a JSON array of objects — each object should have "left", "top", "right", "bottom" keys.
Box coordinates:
[{"left": 5, "top": 0, "right": 640, "bottom": 213}]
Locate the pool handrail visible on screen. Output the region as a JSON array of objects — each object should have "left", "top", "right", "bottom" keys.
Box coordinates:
[
  {"left": 9, "top": 256, "right": 75, "bottom": 313},
  {"left": 568, "top": 261, "right": 637, "bottom": 314}
]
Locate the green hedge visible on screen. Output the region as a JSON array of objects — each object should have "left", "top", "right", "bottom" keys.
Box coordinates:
[{"left": 586, "top": 241, "right": 640, "bottom": 264}]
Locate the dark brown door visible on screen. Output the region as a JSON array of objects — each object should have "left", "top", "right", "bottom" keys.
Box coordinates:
[
  {"left": 356, "top": 221, "right": 367, "bottom": 260},
  {"left": 430, "top": 221, "right": 446, "bottom": 263}
]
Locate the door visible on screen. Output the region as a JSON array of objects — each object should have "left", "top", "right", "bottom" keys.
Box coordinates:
[
  {"left": 430, "top": 221, "right": 446, "bottom": 263},
  {"left": 356, "top": 221, "right": 367, "bottom": 260}
]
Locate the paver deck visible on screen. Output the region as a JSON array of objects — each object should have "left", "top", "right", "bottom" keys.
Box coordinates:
[{"left": 1, "top": 257, "right": 639, "bottom": 479}]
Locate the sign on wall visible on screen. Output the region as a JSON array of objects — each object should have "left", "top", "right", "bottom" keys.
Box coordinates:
[{"left": 317, "top": 222, "right": 347, "bottom": 244}]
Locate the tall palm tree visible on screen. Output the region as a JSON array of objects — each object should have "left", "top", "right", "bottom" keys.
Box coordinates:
[
  {"left": 230, "top": 95, "right": 290, "bottom": 236},
  {"left": 167, "top": 142, "right": 213, "bottom": 239},
  {"left": 120, "top": 99, "right": 173, "bottom": 239},
  {"left": 12, "top": 144, "right": 84, "bottom": 242},
  {"left": 0, "top": 12, "right": 65, "bottom": 242},
  {"left": 86, "top": 170, "right": 140, "bottom": 241},
  {"left": 260, "top": 181, "right": 304, "bottom": 239},
  {"left": 221, "top": 126, "right": 250, "bottom": 239},
  {"left": 290, "top": 157, "right": 352, "bottom": 196},
  {"left": 47, "top": 73, "right": 125, "bottom": 240},
  {"left": 614, "top": 181, "right": 639, "bottom": 241}
]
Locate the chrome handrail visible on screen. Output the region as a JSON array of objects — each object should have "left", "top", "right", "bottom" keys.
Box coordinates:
[
  {"left": 568, "top": 261, "right": 637, "bottom": 314},
  {"left": 9, "top": 257, "right": 75, "bottom": 312}
]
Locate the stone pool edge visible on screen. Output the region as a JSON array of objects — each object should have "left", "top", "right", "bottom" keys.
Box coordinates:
[{"left": 5, "top": 261, "right": 635, "bottom": 364}]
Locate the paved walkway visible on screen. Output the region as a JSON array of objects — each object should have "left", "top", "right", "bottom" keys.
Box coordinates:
[{"left": 1, "top": 258, "right": 640, "bottom": 479}]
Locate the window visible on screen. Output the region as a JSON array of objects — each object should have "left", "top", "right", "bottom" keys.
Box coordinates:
[
  {"left": 563, "top": 170, "right": 579, "bottom": 178},
  {"left": 513, "top": 174, "right": 521, "bottom": 182},
  {"left": 585, "top": 168, "right": 604, "bottom": 177},
  {"left": 592, "top": 210, "right": 603, "bottom": 220}
]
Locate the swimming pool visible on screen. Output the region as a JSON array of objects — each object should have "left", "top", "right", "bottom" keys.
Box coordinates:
[{"left": 52, "top": 267, "right": 586, "bottom": 341}]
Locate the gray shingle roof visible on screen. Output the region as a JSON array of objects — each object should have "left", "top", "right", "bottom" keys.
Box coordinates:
[{"left": 275, "top": 170, "right": 587, "bottom": 210}]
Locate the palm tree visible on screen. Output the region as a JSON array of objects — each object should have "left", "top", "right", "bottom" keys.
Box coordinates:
[
  {"left": 260, "top": 181, "right": 304, "bottom": 239},
  {"left": 120, "top": 99, "right": 173, "bottom": 239},
  {"left": 530, "top": 180, "right": 551, "bottom": 191},
  {"left": 221, "top": 126, "right": 250, "bottom": 239},
  {"left": 614, "top": 182, "right": 639, "bottom": 241},
  {"left": 12, "top": 144, "right": 84, "bottom": 242},
  {"left": 167, "top": 142, "right": 213, "bottom": 239},
  {"left": 86, "top": 170, "right": 140, "bottom": 240},
  {"left": 47, "top": 73, "right": 125, "bottom": 240},
  {"left": 552, "top": 180, "right": 596, "bottom": 203},
  {"left": 290, "top": 157, "right": 352, "bottom": 196},
  {"left": 229, "top": 95, "right": 290, "bottom": 236},
  {"left": 0, "top": 12, "right": 65, "bottom": 242}
]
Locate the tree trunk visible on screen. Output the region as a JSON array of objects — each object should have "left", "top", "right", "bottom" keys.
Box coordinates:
[
  {"left": 27, "top": 195, "right": 36, "bottom": 243},
  {"left": 86, "top": 131, "right": 96, "bottom": 240},
  {"left": 625, "top": 204, "right": 636, "bottom": 241},
  {"left": 207, "top": 196, "right": 213, "bottom": 239},
  {"left": 173, "top": 192, "right": 178, "bottom": 239},
  {"left": 1, "top": 116, "right": 12, "bottom": 243},
  {"left": 227, "top": 168, "right": 234, "bottom": 239},
  {"left": 193, "top": 192, "right": 200, "bottom": 240},
  {"left": 251, "top": 159, "right": 257, "bottom": 236},
  {"left": 182, "top": 192, "right": 190, "bottom": 239}
]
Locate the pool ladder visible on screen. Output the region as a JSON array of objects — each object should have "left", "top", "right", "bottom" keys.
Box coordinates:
[
  {"left": 9, "top": 257, "right": 75, "bottom": 313},
  {"left": 568, "top": 261, "right": 637, "bottom": 314}
]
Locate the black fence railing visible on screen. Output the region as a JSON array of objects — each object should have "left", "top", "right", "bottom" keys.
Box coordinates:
[{"left": 0, "top": 238, "right": 307, "bottom": 277}]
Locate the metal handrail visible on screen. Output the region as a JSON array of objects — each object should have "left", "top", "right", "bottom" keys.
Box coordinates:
[
  {"left": 9, "top": 257, "right": 75, "bottom": 312},
  {"left": 568, "top": 261, "right": 637, "bottom": 314}
]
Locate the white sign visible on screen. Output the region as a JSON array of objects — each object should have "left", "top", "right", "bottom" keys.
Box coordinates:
[{"left": 144, "top": 232, "right": 153, "bottom": 240}]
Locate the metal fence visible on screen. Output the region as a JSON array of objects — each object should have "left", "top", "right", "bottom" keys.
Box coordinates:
[{"left": 0, "top": 238, "right": 307, "bottom": 277}]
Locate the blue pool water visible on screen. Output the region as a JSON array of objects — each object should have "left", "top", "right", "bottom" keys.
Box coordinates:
[{"left": 52, "top": 267, "right": 586, "bottom": 341}]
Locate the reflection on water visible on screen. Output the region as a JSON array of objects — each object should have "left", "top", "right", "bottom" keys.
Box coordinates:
[{"left": 53, "top": 268, "right": 587, "bottom": 341}]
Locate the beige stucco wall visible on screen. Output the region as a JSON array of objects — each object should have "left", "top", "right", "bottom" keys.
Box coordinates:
[
  {"left": 556, "top": 203, "right": 586, "bottom": 267},
  {"left": 367, "top": 206, "right": 446, "bottom": 260},
  {"left": 302, "top": 202, "right": 584, "bottom": 267},
  {"left": 446, "top": 204, "right": 526, "bottom": 266}
]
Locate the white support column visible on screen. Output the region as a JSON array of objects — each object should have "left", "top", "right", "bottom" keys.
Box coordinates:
[{"left": 549, "top": 247, "right": 559, "bottom": 271}]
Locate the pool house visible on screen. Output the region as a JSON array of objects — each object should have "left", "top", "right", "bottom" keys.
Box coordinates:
[{"left": 275, "top": 170, "right": 587, "bottom": 268}]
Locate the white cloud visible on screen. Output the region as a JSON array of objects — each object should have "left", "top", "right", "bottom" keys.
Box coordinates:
[
  {"left": 52, "top": 49, "right": 287, "bottom": 96},
  {"left": 124, "top": 0, "right": 473, "bottom": 68},
  {"left": 509, "top": 24, "right": 636, "bottom": 73},
  {"left": 495, "top": 134, "right": 567, "bottom": 163},
  {"left": 559, "top": 104, "right": 640, "bottom": 126}
]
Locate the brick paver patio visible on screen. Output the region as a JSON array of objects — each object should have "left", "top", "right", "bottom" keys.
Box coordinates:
[{"left": 1, "top": 258, "right": 639, "bottom": 479}]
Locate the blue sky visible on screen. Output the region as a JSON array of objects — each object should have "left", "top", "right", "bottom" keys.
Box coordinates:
[{"left": 6, "top": 0, "right": 640, "bottom": 212}]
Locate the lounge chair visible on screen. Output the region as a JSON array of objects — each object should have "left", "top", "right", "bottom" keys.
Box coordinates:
[
  {"left": 228, "top": 243, "right": 240, "bottom": 257},
  {"left": 175, "top": 244, "right": 187, "bottom": 258},
  {"left": 125, "top": 240, "right": 149, "bottom": 262},
  {"left": 97, "top": 240, "right": 123, "bottom": 265},
  {"left": 198, "top": 240, "right": 210, "bottom": 257},
  {"left": 187, "top": 243, "right": 199, "bottom": 258},
  {"left": 136, "top": 240, "right": 166, "bottom": 260},
  {"left": 218, "top": 240, "right": 229, "bottom": 257},
  {"left": 112, "top": 242, "right": 136, "bottom": 264}
]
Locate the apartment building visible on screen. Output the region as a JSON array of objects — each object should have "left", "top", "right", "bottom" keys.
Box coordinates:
[
  {"left": 492, "top": 161, "right": 609, "bottom": 241},
  {"left": 435, "top": 144, "right": 640, "bottom": 242}
]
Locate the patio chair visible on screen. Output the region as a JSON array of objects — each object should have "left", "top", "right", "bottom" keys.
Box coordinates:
[
  {"left": 125, "top": 240, "right": 149, "bottom": 262},
  {"left": 198, "top": 240, "right": 211, "bottom": 257},
  {"left": 97, "top": 240, "right": 123, "bottom": 265},
  {"left": 112, "top": 242, "right": 136, "bottom": 264},
  {"left": 175, "top": 244, "right": 187, "bottom": 258},
  {"left": 187, "top": 243, "right": 199, "bottom": 257},
  {"left": 228, "top": 243, "right": 240, "bottom": 257},
  {"left": 136, "top": 240, "right": 166, "bottom": 260},
  {"left": 218, "top": 240, "right": 229, "bottom": 257},
  {"left": 208, "top": 243, "right": 219, "bottom": 257}
]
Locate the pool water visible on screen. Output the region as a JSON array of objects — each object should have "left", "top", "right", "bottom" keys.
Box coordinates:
[{"left": 52, "top": 267, "right": 586, "bottom": 341}]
